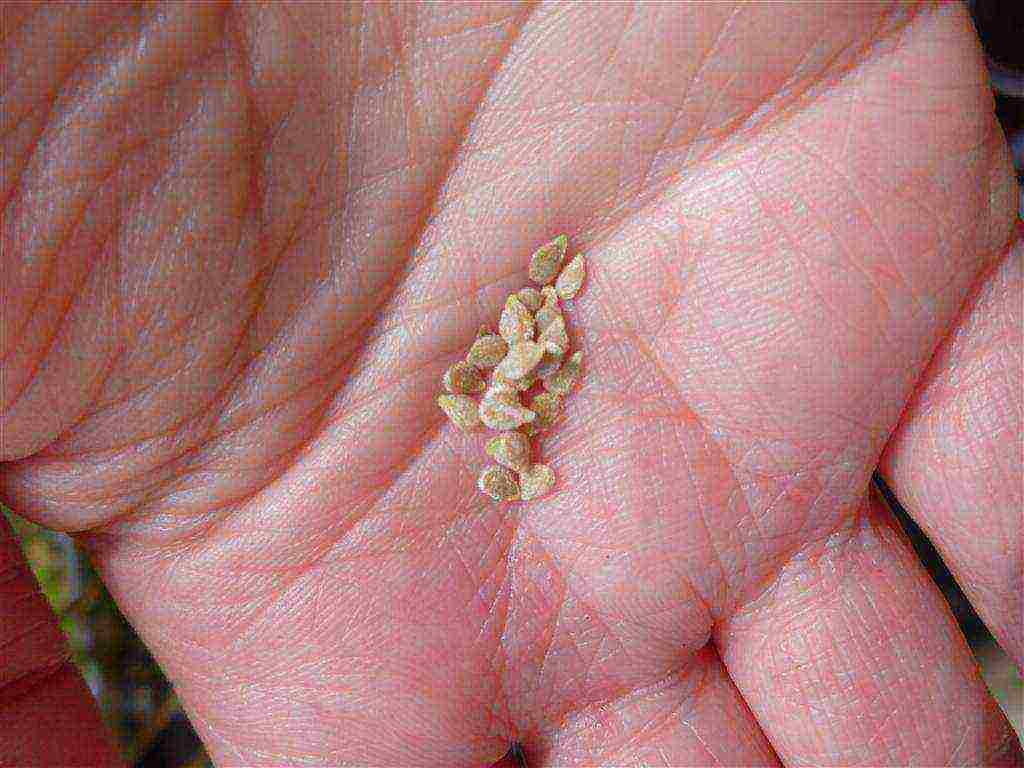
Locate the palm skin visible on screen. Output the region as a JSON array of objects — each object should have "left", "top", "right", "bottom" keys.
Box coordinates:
[{"left": 1, "top": 1, "right": 1021, "bottom": 766}]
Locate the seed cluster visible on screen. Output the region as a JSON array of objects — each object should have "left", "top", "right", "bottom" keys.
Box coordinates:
[{"left": 436, "top": 235, "right": 586, "bottom": 502}]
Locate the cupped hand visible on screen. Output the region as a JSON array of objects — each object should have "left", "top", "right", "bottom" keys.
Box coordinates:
[{"left": 2, "top": 2, "right": 1021, "bottom": 766}]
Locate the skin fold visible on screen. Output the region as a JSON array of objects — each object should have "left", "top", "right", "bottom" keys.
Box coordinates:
[{"left": 1, "top": 2, "right": 1021, "bottom": 765}]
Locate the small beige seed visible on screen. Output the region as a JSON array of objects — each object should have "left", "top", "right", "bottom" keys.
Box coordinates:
[
  {"left": 538, "top": 314, "right": 569, "bottom": 355},
  {"left": 535, "top": 349, "right": 564, "bottom": 378},
  {"left": 478, "top": 465, "right": 520, "bottom": 501},
  {"left": 497, "top": 370, "right": 536, "bottom": 392},
  {"left": 436, "top": 394, "right": 481, "bottom": 432},
  {"left": 535, "top": 307, "right": 562, "bottom": 336},
  {"left": 499, "top": 294, "right": 535, "bottom": 344},
  {"left": 519, "top": 463, "right": 555, "bottom": 501},
  {"left": 542, "top": 350, "right": 582, "bottom": 396},
  {"left": 443, "top": 361, "right": 486, "bottom": 394},
  {"left": 530, "top": 390, "right": 563, "bottom": 430},
  {"left": 485, "top": 377, "right": 520, "bottom": 403},
  {"left": 494, "top": 340, "right": 545, "bottom": 381},
  {"left": 479, "top": 395, "right": 537, "bottom": 430},
  {"left": 535, "top": 288, "right": 562, "bottom": 335},
  {"left": 528, "top": 235, "right": 568, "bottom": 286},
  {"left": 485, "top": 431, "right": 531, "bottom": 471},
  {"left": 516, "top": 374, "right": 537, "bottom": 391},
  {"left": 467, "top": 333, "right": 508, "bottom": 368},
  {"left": 516, "top": 287, "right": 543, "bottom": 312},
  {"left": 555, "top": 254, "right": 586, "bottom": 300}
]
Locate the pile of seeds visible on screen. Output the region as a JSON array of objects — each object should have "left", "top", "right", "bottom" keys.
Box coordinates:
[{"left": 436, "top": 235, "right": 585, "bottom": 502}]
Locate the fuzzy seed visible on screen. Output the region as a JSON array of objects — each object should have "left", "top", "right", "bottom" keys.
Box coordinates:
[
  {"left": 467, "top": 333, "right": 508, "bottom": 368},
  {"left": 516, "top": 287, "right": 543, "bottom": 312},
  {"left": 485, "top": 377, "right": 520, "bottom": 403},
  {"left": 530, "top": 391, "right": 563, "bottom": 430},
  {"left": 516, "top": 374, "right": 537, "bottom": 391},
  {"left": 478, "top": 465, "right": 521, "bottom": 501},
  {"left": 535, "top": 288, "right": 562, "bottom": 335},
  {"left": 486, "top": 431, "right": 531, "bottom": 471},
  {"left": 479, "top": 394, "right": 537, "bottom": 431},
  {"left": 494, "top": 340, "right": 545, "bottom": 381},
  {"left": 555, "top": 254, "right": 586, "bottom": 300},
  {"left": 538, "top": 314, "right": 569, "bottom": 355},
  {"left": 436, "top": 394, "right": 481, "bottom": 432},
  {"left": 528, "top": 235, "right": 568, "bottom": 286},
  {"left": 443, "top": 361, "right": 486, "bottom": 394},
  {"left": 542, "top": 350, "right": 582, "bottom": 396},
  {"left": 535, "top": 349, "right": 564, "bottom": 378},
  {"left": 535, "top": 307, "right": 559, "bottom": 336},
  {"left": 519, "top": 463, "right": 555, "bottom": 501},
  {"left": 497, "top": 370, "right": 537, "bottom": 392},
  {"left": 499, "top": 294, "right": 535, "bottom": 344}
]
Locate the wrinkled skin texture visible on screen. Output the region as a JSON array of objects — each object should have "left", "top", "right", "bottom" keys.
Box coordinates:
[{"left": 1, "top": 2, "right": 1022, "bottom": 766}]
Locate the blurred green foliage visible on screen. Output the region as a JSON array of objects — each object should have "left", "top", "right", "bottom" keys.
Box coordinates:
[{"left": 3, "top": 506, "right": 212, "bottom": 768}]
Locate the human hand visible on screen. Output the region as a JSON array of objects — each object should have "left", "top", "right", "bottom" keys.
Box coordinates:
[{"left": 2, "top": 2, "right": 1020, "bottom": 765}]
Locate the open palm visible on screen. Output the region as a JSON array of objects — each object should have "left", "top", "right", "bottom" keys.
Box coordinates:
[{"left": 2, "top": 2, "right": 1021, "bottom": 766}]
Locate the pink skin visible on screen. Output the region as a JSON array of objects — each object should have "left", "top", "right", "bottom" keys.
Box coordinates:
[{"left": 1, "top": 2, "right": 1020, "bottom": 766}]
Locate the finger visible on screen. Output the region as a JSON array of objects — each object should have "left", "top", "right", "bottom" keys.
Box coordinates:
[
  {"left": 524, "top": 645, "right": 780, "bottom": 767},
  {"left": 880, "top": 234, "right": 1023, "bottom": 667},
  {"left": 718, "top": 489, "right": 1022, "bottom": 767},
  {"left": 0, "top": 516, "right": 121, "bottom": 767}
]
